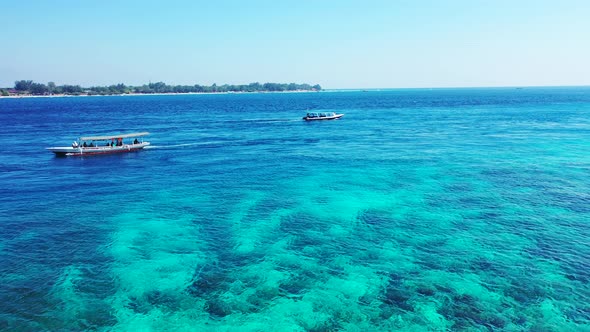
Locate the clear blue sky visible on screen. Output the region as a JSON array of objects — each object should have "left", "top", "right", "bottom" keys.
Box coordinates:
[{"left": 1, "top": 0, "right": 589, "bottom": 88}]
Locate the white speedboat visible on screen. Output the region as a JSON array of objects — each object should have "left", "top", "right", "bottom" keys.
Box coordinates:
[
  {"left": 47, "top": 132, "right": 150, "bottom": 156},
  {"left": 303, "top": 112, "right": 344, "bottom": 121}
]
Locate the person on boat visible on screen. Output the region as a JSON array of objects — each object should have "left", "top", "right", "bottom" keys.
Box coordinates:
[
  {"left": 111, "top": 141, "right": 114, "bottom": 147},
  {"left": 133, "top": 138, "right": 139, "bottom": 144},
  {"left": 83, "top": 142, "right": 87, "bottom": 147},
  {"left": 89, "top": 142, "right": 95, "bottom": 147},
  {"left": 72, "top": 141, "right": 79, "bottom": 148}
]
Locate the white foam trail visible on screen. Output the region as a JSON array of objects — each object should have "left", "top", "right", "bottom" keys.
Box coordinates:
[
  {"left": 241, "top": 118, "right": 301, "bottom": 123},
  {"left": 145, "top": 142, "right": 221, "bottom": 149}
]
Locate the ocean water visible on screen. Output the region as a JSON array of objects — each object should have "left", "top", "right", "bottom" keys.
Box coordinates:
[{"left": 1, "top": 88, "right": 590, "bottom": 331}]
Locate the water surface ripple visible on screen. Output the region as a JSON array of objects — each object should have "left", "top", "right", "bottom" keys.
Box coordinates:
[{"left": 1, "top": 88, "right": 590, "bottom": 330}]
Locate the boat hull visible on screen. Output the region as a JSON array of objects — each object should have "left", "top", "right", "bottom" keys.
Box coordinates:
[
  {"left": 47, "top": 142, "right": 150, "bottom": 156},
  {"left": 303, "top": 114, "right": 344, "bottom": 121}
]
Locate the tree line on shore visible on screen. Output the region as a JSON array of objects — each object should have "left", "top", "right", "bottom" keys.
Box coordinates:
[{"left": 1, "top": 80, "right": 322, "bottom": 96}]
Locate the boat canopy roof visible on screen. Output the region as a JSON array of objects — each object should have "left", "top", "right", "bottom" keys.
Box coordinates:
[
  {"left": 80, "top": 132, "right": 149, "bottom": 141},
  {"left": 307, "top": 112, "right": 336, "bottom": 116}
]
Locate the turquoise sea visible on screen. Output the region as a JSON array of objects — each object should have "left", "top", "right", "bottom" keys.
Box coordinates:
[{"left": 1, "top": 88, "right": 590, "bottom": 331}]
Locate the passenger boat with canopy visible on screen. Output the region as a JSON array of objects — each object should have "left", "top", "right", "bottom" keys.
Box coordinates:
[
  {"left": 302, "top": 112, "right": 344, "bottom": 121},
  {"left": 46, "top": 132, "right": 150, "bottom": 156}
]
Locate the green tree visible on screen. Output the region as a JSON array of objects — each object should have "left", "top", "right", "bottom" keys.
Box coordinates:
[
  {"left": 107, "top": 83, "right": 127, "bottom": 94},
  {"left": 1, "top": 89, "right": 9, "bottom": 96},
  {"left": 47, "top": 82, "right": 56, "bottom": 94},
  {"left": 61, "top": 85, "right": 82, "bottom": 94},
  {"left": 53, "top": 85, "right": 64, "bottom": 94},
  {"left": 15, "top": 80, "right": 33, "bottom": 91},
  {"left": 248, "top": 82, "right": 261, "bottom": 92},
  {"left": 30, "top": 83, "right": 48, "bottom": 95},
  {"left": 148, "top": 82, "right": 170, "bottom": 93}
]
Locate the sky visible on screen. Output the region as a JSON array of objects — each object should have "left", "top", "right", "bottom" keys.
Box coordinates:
[{"left": 1, "top": 0, "right": 589, "bottom": 89}]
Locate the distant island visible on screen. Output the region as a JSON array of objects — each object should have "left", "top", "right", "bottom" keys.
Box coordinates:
[{"left": 0, "top": 80, "right": 322, "bottom": 97}]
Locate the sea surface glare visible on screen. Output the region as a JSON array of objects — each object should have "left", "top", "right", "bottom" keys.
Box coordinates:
[{"left": 1, "top": 88, "right": 590, "bottom": 331}]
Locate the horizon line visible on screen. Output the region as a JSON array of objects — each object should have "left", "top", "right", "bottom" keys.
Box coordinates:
[{"left": 326, "top": 84, "right": 590, "bottom": 90}]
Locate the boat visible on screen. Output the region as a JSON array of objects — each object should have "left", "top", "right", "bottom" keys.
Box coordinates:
[
  {"left": 46, "top": 132, "right": 150, "bottom": 156},
  {"left": 302, "top": 112, "right": 344, "bottom": 121}
]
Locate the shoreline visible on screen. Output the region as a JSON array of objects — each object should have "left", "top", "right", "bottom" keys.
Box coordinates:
[
  {"left": 0, "top": 90, "right": 321, "bottom": 99},
  {"left": 3, "top": 86, "right": 589, "bottom": 99}
]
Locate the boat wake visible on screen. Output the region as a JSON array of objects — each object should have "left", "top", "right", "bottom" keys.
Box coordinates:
[
  {"left": 241, "top": 118, "right": 301, "bottom": 123},
  {"left": 145, "top": 142, "right": 218, "bottom": 149}
]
